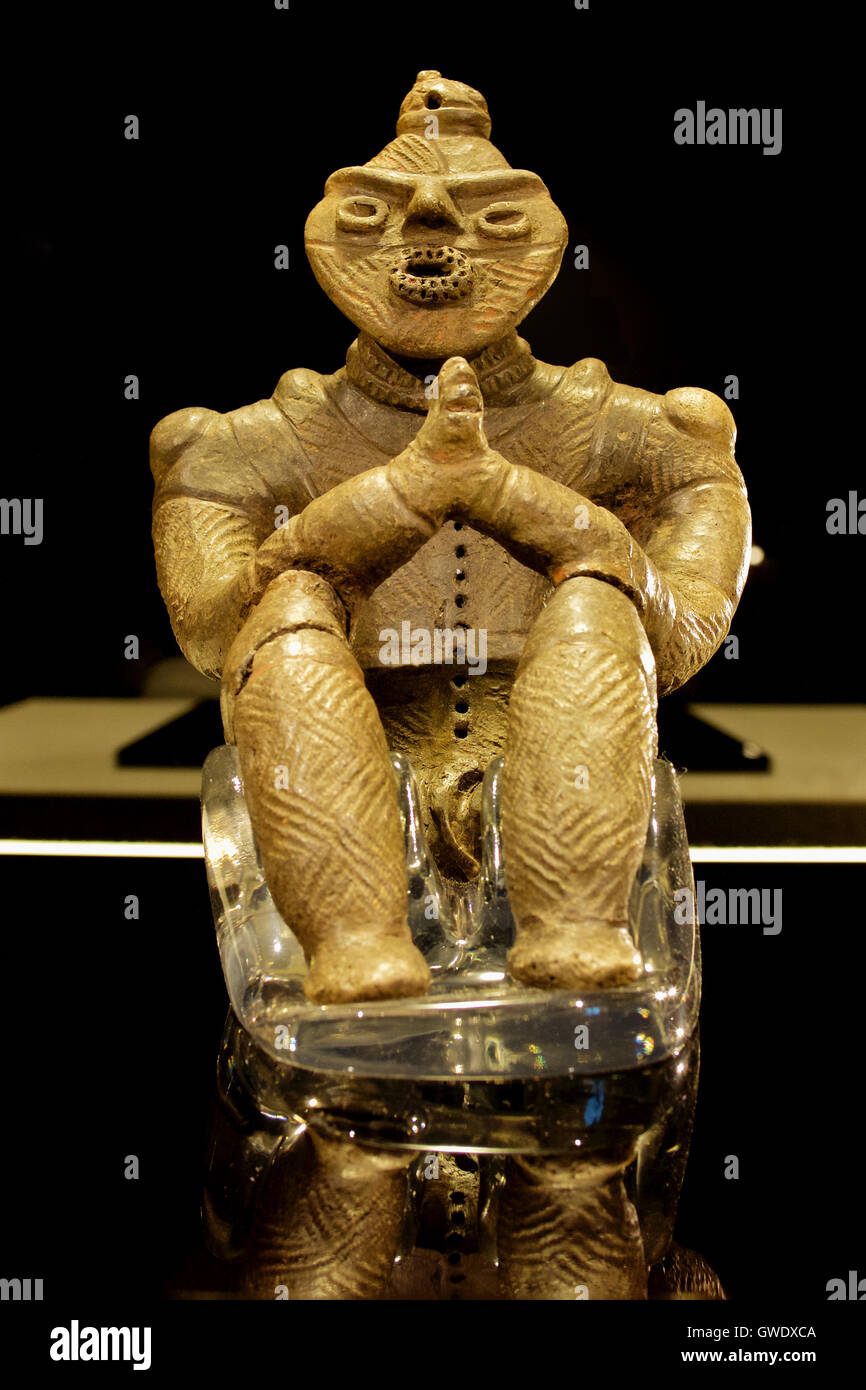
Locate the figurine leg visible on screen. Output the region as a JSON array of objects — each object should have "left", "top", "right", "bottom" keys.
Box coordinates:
[
  {"left": 229, "top": 569, "right": 430, "bottom": 1004},
  {"left": 502, "top": 575, "right": 657, "bottom": 988},
  {"left": 497, "top": 1148, "right": 648, "bottom": 1300},
  {"left": 243, "top": 1129, "right": 413, "bottom": 1300}
]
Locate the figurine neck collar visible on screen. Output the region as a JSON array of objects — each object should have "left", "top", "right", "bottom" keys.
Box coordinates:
[{"left": 345, "top": 331, "right": 535, "bottom": 412}]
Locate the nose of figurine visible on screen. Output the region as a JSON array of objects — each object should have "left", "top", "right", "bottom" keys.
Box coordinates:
[{"left": 402, "top": 177, "right": 463, "bottom": 234}]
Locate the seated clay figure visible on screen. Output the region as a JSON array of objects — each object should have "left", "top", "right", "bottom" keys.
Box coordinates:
[{"left": 151, "top": 71, "right": 750, "bottom": 1006}]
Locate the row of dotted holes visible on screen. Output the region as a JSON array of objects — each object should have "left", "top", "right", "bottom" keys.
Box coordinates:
[
  {"left": 453, "top": 523, "right": 469, "bottom": 739},
  {"left": 448, "top": 1189, "right": 466, "bottom": 1281}
]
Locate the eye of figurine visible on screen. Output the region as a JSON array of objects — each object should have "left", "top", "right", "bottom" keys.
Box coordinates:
[
  {"left": 336, "top": 196, "right": 389, "bottom": 232},
  {"left": 476, "top": 202, "right": 530, "bottom": 240}
]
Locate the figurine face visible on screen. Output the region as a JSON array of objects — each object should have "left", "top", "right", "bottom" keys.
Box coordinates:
[{"left": 305, "top": 166, "right": 568, "bottom": 359}]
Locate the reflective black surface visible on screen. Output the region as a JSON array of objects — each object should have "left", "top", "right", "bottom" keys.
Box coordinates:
[{"left": 2, "top": 854, "right": 861, "bottom": 1301}]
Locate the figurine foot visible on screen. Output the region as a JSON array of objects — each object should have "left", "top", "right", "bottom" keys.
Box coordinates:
[
  {"left": 507, "top": 919, "right": 642, "bottom": 990},
  {"left": 498, "top": 1146, "right": 647, "bottom": 1299},
  {"left": 304, "top": 933, "right": 431, "bottom": 1004}
]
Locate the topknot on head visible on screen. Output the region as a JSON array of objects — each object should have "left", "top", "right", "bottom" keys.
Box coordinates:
[{"left": 396, "top": 70, "right": 492, "bottom": 139}]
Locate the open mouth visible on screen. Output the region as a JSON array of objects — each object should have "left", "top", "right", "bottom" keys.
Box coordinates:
[{"left": 390, "top": 246, "right": 474, "bottom": 306}]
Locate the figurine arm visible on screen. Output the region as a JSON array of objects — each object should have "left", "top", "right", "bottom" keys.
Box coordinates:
[
  {"left": 152, "top": 495, "right": 262, "bottom": 680},
  {"left": 151, "top": 407, "right": 271, "bottom": 680},
  {"left": 608, "top": 385, "right": 751, "bottom": 694},
  {"left": 634, "top": 482, "right": 751, "bottom": 695},
  {"left": 246, "top": 459, "right": 442, "bottom": 614},
  {"left": 456, "top": 388, "right": 750, "bottom": 696},
  {"left": 152, "top": 395, "right": 477, "bottom": 677},
  {"left": 245, "top": 433, "right": 494, "bottom": 612}
]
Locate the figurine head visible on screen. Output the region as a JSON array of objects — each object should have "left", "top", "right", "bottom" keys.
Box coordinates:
[{"left": 304, "top": 71, "right": 569, "bottom": 360}]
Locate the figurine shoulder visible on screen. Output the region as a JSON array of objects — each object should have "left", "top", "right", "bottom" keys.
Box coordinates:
[
  {"left": 272, "top": 365, "right": 334, "bottom": 413},
  {"left": 149, "top": 406, "right": 221, "bottom": 486},
  {"left": 662, "top": 385, "right": 736, "bottom": 453},
  {"left": 150, "top": 401, "right": 276, "bottom": 524},
  {"left": 558, "top": 356, "right": 614, "bottom": 406},
  {"left": 560, "top": 362, "right": 736, "bottom": 456},
  {"left": 645, "top": 384, "right": 744, "bottom": 496},
  {"left": 572, "top": 369, "right": 742, "bottom": 497}
]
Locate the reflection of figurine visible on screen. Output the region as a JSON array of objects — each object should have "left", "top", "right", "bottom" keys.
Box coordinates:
[
  {"left": 199, "top": 1009, "right": 724, "bottom": 1301},
  {"left": 151, "top": 69, "right": 749, "bottom": 1009}
]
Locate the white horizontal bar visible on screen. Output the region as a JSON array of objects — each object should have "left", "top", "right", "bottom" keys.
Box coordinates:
[
  {"left": 0, "top": 839, "right": 205, "bottom": 858},
  {"left": 689, "top": 846, "right": 866, "bottom": 864},
  {"left": 0, "top": 841, "right": 863, "bottom": 864}
]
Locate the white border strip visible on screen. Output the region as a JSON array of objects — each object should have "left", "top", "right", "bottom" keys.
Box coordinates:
[
  {"left": 0, "top": 839, "right": 205, "bottom": 858},
  {"left": 0, "top": 840, "right": 863, "bottom": 863},
  {"left": 690, "top": 846, "right": 866, "bottom": 864}
]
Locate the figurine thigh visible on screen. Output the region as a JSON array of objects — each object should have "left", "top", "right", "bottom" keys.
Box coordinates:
[
  {"left": 497, "top": 1148, "right": 647, "bottom": 1300},
  {"left": 243, "top": 1129, "right": 414, "bottom": 1300},
  {"left": 502, "top": 575, "right": 657, "bottom": 989},
  {"left": 231, "top": 573, "right": 430, "bottom": 1004}
]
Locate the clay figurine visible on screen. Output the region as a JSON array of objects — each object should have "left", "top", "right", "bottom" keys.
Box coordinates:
[{"left": 152, "top": 70, "right": 750, "bottom": 1005}]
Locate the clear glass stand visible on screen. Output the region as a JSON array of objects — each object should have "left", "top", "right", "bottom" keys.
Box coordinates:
[
  {"left": 201, "top": 753, "right": 701, "bottom": 1273},
  {"left": 202, "top": 749, "right": 699, "bottom": 1088}
]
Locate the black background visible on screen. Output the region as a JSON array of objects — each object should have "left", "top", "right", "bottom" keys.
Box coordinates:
[
  {"left": 6, "top": 0, "right": 857, "bottom": 705},
  {"left": 3, "top": 0, "right": 862, "bottom": 1326}
]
